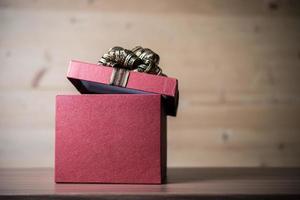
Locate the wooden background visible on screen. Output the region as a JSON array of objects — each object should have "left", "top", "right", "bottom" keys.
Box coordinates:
[{"left": 0, "top": 0, "right": 300, "bottom": 168}]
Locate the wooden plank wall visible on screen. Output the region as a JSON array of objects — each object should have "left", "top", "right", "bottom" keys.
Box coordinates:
[{"left": 0, "top": 0, "right": 300, "bottom": 168}]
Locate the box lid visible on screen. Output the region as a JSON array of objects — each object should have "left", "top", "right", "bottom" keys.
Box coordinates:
[{"left": 67, "top": 60, "right": 179, "bottom": 116}]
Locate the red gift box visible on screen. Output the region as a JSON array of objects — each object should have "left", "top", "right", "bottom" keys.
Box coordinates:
[
  {"left": 55, "top": 94, "right": 166, "bottom": 184},
  {"left": 55, "top": 60, "right": 178, "bottom": 184},
  {"left": 67, "top": 60, "right": 179, "bottom": 116}
]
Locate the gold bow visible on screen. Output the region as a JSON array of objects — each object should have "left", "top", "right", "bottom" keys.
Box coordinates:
[{"left": 98, "top": 46, "right": 165, "bottom": 76}]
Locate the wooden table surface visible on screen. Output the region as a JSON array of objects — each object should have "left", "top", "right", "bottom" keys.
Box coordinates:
[{"left": 0, "top": 168, "right": 299, "bottom": 199}]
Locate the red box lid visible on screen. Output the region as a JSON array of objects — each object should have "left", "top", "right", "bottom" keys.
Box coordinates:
[{"left": 67, "top": 60, "right": 179, "bottom": 116}]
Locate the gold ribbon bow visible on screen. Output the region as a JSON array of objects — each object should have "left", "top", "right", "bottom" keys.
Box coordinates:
[
  {"left": 98, "top": 46, "right": 164, "bottom": 75},
  {"left": 98, "top": 46, "right": 165, "bottom": 87}
]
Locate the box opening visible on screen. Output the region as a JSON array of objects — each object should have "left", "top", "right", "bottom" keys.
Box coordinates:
[{"left": 68, "top": 78, "right": 177, "bottom": 116}]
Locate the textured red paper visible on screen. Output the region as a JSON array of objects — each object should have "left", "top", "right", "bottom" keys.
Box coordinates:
[
  {"left": 55, "top": 94, "right": 166, "bottom": 184},
  {"left": 67, "top": 60, "right": 179, "bottom": 116}
]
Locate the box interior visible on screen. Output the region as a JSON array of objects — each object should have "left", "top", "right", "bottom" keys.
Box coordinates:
[
  {"left": 68, "top": 77, "right": 178, "bottom": 116},
  {"left": 81, "top": 80, "right": 149, "bottom": 94}
]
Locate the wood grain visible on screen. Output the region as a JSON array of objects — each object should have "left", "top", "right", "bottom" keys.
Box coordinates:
[
  {"left": 0, "top": 168, "right": 299, "bottom": 199},
  {"left": 0, "top": 0, "right": 300, "bottom": 168}
]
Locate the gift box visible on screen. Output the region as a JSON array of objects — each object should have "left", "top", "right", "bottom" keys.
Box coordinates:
[
  {"left": 55, "top": 59, "right": 178, "bottom": 184},
  {"left": 55, "top": 94, "right": 166, "bottom": 184}
]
